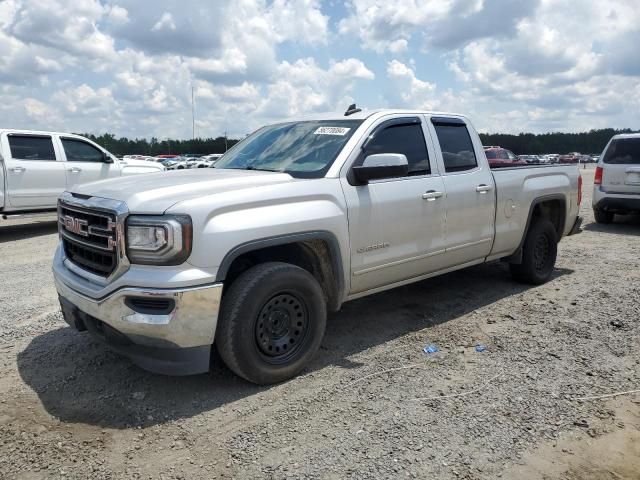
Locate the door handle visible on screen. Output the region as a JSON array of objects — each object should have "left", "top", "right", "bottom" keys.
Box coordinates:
[
  {"left": 476, "top": 184, "right": 493, "bottom": 193},
  {"left": 422, "top": 190, "right": 443, "bottom": 201},
  {"left": 9, "top": 166, "right": 26, "bottom": 173},
  {"left": 68, "top": 167, "right": 82, "bottom": 173}
]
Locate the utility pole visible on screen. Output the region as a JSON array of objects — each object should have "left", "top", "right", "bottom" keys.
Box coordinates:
[{"left": 191, "top": 84, "right": 195, "bottom": 140}]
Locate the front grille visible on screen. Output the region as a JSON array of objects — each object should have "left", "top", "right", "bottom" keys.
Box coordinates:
[{"left": 58, "top": 203, "right": 118, "bottom": 277}]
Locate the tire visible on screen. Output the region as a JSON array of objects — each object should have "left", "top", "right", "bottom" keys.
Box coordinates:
[
  {"left": 215, "top": 262, "right": 327, "bottom": 384},
  {"left": 593, "top": 208, "right": 614, "bottom": 224},
  {"left": 510, "top": 219, "right": 558, "bottom": 285}
]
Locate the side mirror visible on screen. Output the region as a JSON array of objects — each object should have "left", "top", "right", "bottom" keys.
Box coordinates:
[
  {"left": 352, "top": 153, "right": 409, "bottom": 184},
  {"left": 103, "top": 152, "right": 114, "bottom": 163}
]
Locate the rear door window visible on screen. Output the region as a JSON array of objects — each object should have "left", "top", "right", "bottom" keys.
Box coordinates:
[
  {"left": 62, "top": 138, "right": 105, "bottom": 162},
  {"left": 603, "top": 138, "right": 640, "bottom": 165},
  {"left": 433, "top": 124, "right": 478, "bottom": 172},
  {"left": 8, "top": 135, "right": 56, "bottom": 161}
]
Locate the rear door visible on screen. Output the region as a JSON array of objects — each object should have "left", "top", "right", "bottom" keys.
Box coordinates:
[
  {"left": 59, "top": 136, "right": 119, "bottom": 188},
  {"left": 2, "top": 133, "right": 67, "bottom": 208},
  {"left": 601, "top": 137, "right": 640, "bottom": 194},
  {"left": 341, "top": 116, "right": 448, "bottom": 294},
  {"left": 428, "top": 116, "right": 496, "bottom": 265}
]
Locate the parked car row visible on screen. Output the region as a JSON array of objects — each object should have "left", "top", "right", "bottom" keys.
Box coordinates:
[
  {"left": 123, "top": 153, "right": 224, "bottom": 170},
  {"left": 483, "top": 147, "right": 601, "bottom": 168}
]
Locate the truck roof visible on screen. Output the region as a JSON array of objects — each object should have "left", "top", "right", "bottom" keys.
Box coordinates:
[
  {"left": 612, "top": 133, "right": 640, "bottom": 140},
  {"left": 282, "top": 108, "right": 468, "bottom": 123},
  {"left": 0, "top": 128, "right": 88, "bottom": 138}
]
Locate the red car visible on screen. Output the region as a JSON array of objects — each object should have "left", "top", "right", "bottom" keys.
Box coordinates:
[
  {"left": 484, "top": 146, "right": 527, "bottom": 168},
  {"left": 558, "top": 153, "right": 580, "bottom": 164}
]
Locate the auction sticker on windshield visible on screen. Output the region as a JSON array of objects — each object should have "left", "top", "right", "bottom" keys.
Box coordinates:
[{"left": 314, "top": 126, "right": 351, "bottom": 136}]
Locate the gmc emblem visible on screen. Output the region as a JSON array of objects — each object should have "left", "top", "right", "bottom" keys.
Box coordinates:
[{"left": 62, "top": 215, "right": 89, "bottom": 237}]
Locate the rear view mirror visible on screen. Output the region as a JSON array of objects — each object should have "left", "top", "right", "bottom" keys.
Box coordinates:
[
  {"left": 352, "top": 153, "right": 409, "bottom": 184},
  {"left": 102, "top": 152, "right": 114, "bottom": 163}
]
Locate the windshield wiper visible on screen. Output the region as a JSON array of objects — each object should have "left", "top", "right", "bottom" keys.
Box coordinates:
[{"left": 242, "top": 166, "right": 280, "bottom": 172}]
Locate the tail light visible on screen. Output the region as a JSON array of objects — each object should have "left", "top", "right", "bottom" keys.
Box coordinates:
[
  {"left": 577, "top": 174, "right": 582, "bottom": 206},
  {"left": 594, "top": 166, "right": 603, "bottom": 185}
]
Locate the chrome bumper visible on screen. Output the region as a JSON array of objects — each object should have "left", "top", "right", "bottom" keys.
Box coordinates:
[
  {"left": 55, "top": 276, "right": 223, "bottom": 349},
  {"left": 55, "top": 275, "right": 223, "bottom": 375}
]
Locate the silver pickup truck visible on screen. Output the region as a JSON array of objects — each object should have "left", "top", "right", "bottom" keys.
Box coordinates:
[
  {"left": 0, "top": 129, "right": 164, "bottom": 219},
  {"left": 53, "top": 109, "right": 582, "bottom": 384}
]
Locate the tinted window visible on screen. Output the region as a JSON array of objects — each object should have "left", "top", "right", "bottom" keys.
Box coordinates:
[
  {"left": 62, "top": 138, "right": 104, "bottom": 162},
  {"left": 434, "top": 125, "right": 478, "bottom": 172},
  {"left": 8, "top": 135, "right": 56, "bottom": 161},
  {"left": 364, "top": 123, "right": 430, "bottom": 176},
  {"left": 214, "top": 120, "right": 363, "bottom": 178},
  {"left": 603, "top": 138, "right": 640, "bottom": 165},
  {"left": 485, "top": 150, "right": 497, "bottom": 159}
]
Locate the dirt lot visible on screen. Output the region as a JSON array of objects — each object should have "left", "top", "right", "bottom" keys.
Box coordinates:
[{"left": 1, "top": 165, "right": 638, "bottom": 479}]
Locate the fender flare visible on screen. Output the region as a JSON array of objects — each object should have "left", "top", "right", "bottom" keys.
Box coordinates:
[
  {"left": 215, "top": 230, "right": 345, "bottom": 307},
  {"left": 506, "top": 193, "right": 567, "bottom": 264}
]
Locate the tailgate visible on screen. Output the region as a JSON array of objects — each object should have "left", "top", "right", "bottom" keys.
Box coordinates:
[{"left": 602, "top": 137, "right": 640, "bottom": 194}]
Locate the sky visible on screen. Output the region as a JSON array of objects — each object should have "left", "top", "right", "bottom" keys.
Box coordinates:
[{"left": 1, "top": 0, "right": 639, "bottom": 139}]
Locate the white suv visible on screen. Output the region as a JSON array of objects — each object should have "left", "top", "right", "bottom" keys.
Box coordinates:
[{"left": 593, "top": 133, "right": 640, "bottom": 223}]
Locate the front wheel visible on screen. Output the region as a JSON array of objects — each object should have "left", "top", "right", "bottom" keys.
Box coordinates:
[
  {"left": 215, "top": 262, "right": 327, "bottom": 384},
  {"left": 510, "top": 219, "right": 558, "bottom": 285}
]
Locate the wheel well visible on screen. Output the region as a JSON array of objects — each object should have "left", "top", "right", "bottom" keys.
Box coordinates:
[
  {"left": 223, "top": 240, "right": 342, "bottom": 312},
  {"left": 506, "top": 197, "right": 566, "bottom": 265},
  {"left": 530, "top": 198, "right": 565, "bottom": 240}
]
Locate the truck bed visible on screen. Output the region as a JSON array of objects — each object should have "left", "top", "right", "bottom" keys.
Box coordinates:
[{"left": 488, "top": 163, "right": 581, "bottom": 260}]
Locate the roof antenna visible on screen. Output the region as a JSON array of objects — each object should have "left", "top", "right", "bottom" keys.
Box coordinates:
[{"left": 344, "top": 103, "right": 362, "bottom": 116}]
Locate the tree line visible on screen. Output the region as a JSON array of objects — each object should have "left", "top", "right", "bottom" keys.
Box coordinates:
[
  {"left": 478, "top": 128, "right": 637, "bottom": 155},
  {"left": 82, "top": 128, "right": 637, "bottom": 157},
  {"left": 80, "top": 133, "right": 240, "bottom": 156}
]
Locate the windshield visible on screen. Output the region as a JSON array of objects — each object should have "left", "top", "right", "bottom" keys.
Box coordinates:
[
  {"left": 603, "top": 138, "right": 640, "bottom": 165},
  {"left": 214, "top": 120, "right": 363, "bottom": 178}
]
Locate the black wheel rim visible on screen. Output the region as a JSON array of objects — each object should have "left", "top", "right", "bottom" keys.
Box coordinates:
[
  {"left": 255, "top": 293, "right": 308, "bottom": 364},
  {"left": 533, "top": 233, "right": 551, "bottom": 272}
]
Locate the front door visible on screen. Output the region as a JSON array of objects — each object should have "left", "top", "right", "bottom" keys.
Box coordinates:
[
  {"left": 3, "top": 133, "right": 67, "bottom": 208},
  {"left": 60, "top": 137, "right": 118, "bottom": 188},
  {"left": 341, "top": 117, "right": 448, "bottom": 294}
]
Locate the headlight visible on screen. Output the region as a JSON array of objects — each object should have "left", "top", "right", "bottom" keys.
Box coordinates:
[{"left": 126, "top": 215, "right": 192, "bottom": 265}]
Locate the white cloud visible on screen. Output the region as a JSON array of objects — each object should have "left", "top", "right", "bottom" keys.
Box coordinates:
[
  {"left": 9, "top": 0, "right": 115, "bottom": 59},
  {"left": 0, "top": 0, "right": 638, "bottom": 139},
  {"left": 106, "top": 5, "right": 129, "bottom": 24},
  {"left": 339, "top": 0, "right": 536, "bottom": 52},
  {"left": 151, "top": 12, "right": 175, "bottom": 32}
]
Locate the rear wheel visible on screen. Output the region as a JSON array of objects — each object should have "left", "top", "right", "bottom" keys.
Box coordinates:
[
  {"left": 510, "top": 219, "right": 558, "bottom": 285},
  {"left": 593, "top": 208, "right": 614, "bottom": 224},
  {"left": 215, "top": 262, "right": 326, "bottom": 384}
]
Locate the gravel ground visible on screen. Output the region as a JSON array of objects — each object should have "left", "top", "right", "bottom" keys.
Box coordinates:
[{"left": 0, "top": 165, "right": 639, "bottom": 479}]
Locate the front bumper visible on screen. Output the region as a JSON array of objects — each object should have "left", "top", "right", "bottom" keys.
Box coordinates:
[{"left": 55, "top": 276, "right": 223, "bottom": 375}]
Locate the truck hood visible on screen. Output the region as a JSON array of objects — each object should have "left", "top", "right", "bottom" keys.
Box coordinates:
[{"left": 69, "top": 169, "right": 296, "bottom": 213}]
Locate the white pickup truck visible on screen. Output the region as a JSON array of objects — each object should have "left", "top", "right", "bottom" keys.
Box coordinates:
[
  {"left": 53, "top": 109, "right": 582, "bottom": 384},
  {"left": 0, "top": 130, "right": 164, "bottom": 218}
]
